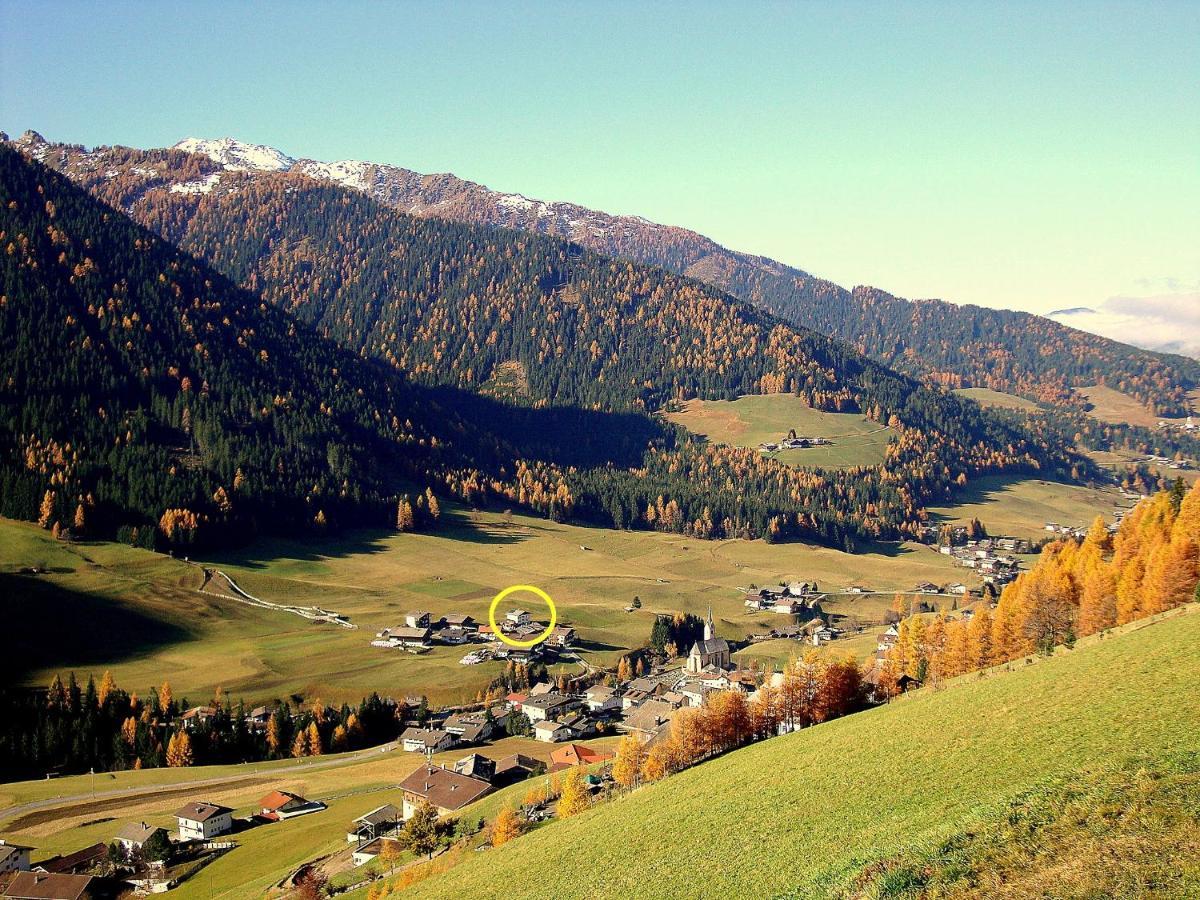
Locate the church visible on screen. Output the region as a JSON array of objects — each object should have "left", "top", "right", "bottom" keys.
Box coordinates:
[{"left": 686, "top": 608, "right": 731, "bottom": 674}]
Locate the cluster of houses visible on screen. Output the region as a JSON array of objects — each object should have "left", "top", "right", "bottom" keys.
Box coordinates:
[
  {"left": 742, "top": 582, "right": 825, "bottom": 616},
  {"left": 1156, "top": 415, "right": 1198, "bottom": 434},
  {"left": 346, "top": 740, "right": 614, "bottom": 865},
  {"left": 371, "top": 609, "right": 576, "bottom": 664},
  {"left": 938, "top": 537, "right": 1026, "bottom": 587},
  {"left": 758, "top": 436, "right": 831, "bottom": 453},
  {"left": 748, "top": 618, "right": 844, "bottom": 646}
]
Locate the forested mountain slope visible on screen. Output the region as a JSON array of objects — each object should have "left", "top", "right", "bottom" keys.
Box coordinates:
[
  {"left": 15, "top": 131, "right": 1194, "bottom": 416},
  {"left": 404, "top": 605, "right": 1200, "bottom": 898},
  {"left": 1, "top": 141, "right": 1081, "bottom": 548}
]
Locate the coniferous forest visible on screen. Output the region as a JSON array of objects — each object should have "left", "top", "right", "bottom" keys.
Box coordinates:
[{"left": 1, "top": 146, "right": 1086, "bottom": 553}]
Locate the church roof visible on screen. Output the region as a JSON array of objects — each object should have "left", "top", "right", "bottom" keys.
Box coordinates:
[{"left": 691, "top": 638, "right": 729, "bottom": 655}]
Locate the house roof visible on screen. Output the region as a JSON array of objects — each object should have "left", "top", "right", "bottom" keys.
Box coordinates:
[
  {"left": 34, "top": 843, "right": 105, "bottom": 875},
  {"left": 494, "top": 753, "right": 542, "bottom": 776},
  {"left": 387, "top": 626, "right": 431, "bottom": 640},
  {"left": 549, "top": 743, "right": 614, "bottom": 767},
  {"left": 520, "top": 693, "right": 572, "bottom": 712},
  {"left": 585, "top": 684, "right": 615, "bottom": 699},
  {"left": 259, "top": 790, "right": 307, "bottom": 811},
  {"left": 114, "top": 821, "right": 160, "bottom": 844},
  {"left": 622, "top": 699, "right": 677, "bottom": 733},
  {"left": 2, "top": 872, "right": 93, "bottom": 900},
  {"left": 175, "top": 801, "right": 232, "bottom": 822},
  {"left": 533, "top": 719, "right": 570, "bottom": 733},
  {"left": 399, "top": 727, "right": 453, "bottom": 748},
  {"left": 527, "top": 681, "right": 554, "bottom": 696},
  {"left": 398, "top": 765, "right": 492, "bottom": 812},
  {"left": 442, "top": 613, "right": 474, "bottom": 625},
  {"left": 353, "top": 804, "right": 401, "bottom": 827}
]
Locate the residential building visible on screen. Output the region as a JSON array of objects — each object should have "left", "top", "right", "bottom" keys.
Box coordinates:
[
  {"left": 174, "top": 801, "right": 233, "bottom": 842},
  {"left": 583, "top": 684, "right": 620, "bottom": 713},
  {"left": 113, "top": 822, "right": 164, "bottom": 853},
  {"left": 506, "top": 609, "right": 532, "bottom": 626},
  {"left": 346, "top": 805, "right": 401, "bottom": 844},
  {"left": 404, "top": 611, "right": 432, "bottom": 629},
  {"left": 548, "top": 743, "right": 614, "bottom": 771},
  {"left": 399, "top": 727, "right": 457, "bottom": 754},
  {"left": 398, "top": 765, "right": 493, "bottom": 819},
  {"left": 258, "top": 790, "right": 325, "bottom": 821},
  {"left": 533, "top": 719, "right": 574, "bottom": 742},
  {"left": 1, "top": 872, "right": 94, "bottom": 900},
  {"left": 519, "top": 693, "right": 577, "bottom": 723},
  {"left": 0, "top": 840, "right": 31, "bottom": 875}
]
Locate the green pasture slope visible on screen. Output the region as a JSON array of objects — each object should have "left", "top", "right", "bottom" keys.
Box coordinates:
[{"left": 408, "top": 606, "right": 1200, "bottom": 898}]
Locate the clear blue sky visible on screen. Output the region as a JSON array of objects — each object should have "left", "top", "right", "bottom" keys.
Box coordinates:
[{"left": 2, "top": 1, "right": 1198, "bottom": 317}]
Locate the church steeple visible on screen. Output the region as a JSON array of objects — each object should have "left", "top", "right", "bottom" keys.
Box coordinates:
[{"left": 704, "top": 605, "right": 714, "bottom": 641}]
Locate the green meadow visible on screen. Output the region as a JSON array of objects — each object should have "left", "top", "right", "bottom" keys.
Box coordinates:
[
  {"left": 399, "top": 605, "right": 1200, "bottom": 898},
  {"left": 664, "top": 394, "right": 893, "bottom": 469}
]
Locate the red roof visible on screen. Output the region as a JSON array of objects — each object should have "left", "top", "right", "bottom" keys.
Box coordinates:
[
  {"left": 505, "top": 692, "right": 527, "bottom": 704},
  {"left": 549, "top": 743, "right": 614, "bottom": 768},
  {"left": 259, "top": 790, "right": 304, "bottom": 811}
]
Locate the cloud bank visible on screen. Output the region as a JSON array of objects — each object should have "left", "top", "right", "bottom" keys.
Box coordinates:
[{"left": 1048, "top": 292, "right": 1200, "bottom": 360}]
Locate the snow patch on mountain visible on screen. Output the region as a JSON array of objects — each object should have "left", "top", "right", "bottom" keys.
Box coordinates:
[
  {"left": 294, "top": 159, "right": 371, "bottom": 192},
  {"left": 174, "top": 138, "right": 293, "bottom": 172},
  {"left": 169, "top": 172, "right": 222, "bottom": 195}
]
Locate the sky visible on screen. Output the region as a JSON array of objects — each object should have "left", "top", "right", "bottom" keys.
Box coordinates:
[{"left": 2, "top": 1, "right": 1198, "bottom": 349}]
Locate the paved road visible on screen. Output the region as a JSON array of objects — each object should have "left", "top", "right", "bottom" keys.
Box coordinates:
[{"left": 0, "top": 741, "right": 399, "bottom": 825}]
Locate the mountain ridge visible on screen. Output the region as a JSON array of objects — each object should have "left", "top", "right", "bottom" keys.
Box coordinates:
[{"left": 14, "top": 129, "right": 1191, "bottom": 416}]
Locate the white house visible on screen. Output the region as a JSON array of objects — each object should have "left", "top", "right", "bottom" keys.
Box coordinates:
[
  {"left": 113, "top": 821, "right": 165, "bottom": 853},
  {"left": 175, "top": 801, "right": 233, "bottom": 842},
  {"left": 533, "top": 719, "right": 574, "bottom": 742},
  {"left": 399, "top": 727, "right": 457, "bottom": 753},
  {"left": 506, "top": 609, "right": 532, "bottom": 626},
  {"left": 583, "top": 684, "right": 620, "bottom": 713}
]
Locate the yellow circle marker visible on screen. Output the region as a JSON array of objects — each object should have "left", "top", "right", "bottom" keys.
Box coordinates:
[{"left": 488, "top": 584, "right": 557, "bottom": 648}]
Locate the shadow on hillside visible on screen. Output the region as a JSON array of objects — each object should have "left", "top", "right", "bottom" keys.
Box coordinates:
[
  {"left": 1, "top": 574, "right": 191, "bottom": 684},
  {"left": 924, "top": 473, "right": 1080, "bottom": 527}
]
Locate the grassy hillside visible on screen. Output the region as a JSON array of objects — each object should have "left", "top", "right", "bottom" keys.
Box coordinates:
[
  {"left": 952, "top": 386, "right": 1041, "bottom": 411},
  {"left": 926, "top": 474, "right": 1129, "bottom": 541},
  {"left": 401, "top": 606, "right": 1200, "bottom": 898},
  {"left": 1082, "top": 384, "right": 1199, "bottom": 428},
  {"left": 664, "top": 394, "right": 892, "bottom": 469},
  {"left": 2, "top": 507, "right": 980, "bottom": 706}
]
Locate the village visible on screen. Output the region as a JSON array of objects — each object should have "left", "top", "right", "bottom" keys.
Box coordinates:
[{"left": 0, "top": 509, "right": 1134, "bottom": 898}]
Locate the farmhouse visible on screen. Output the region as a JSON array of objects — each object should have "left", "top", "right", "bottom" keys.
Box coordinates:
[
  {"left": 549, "top": 625, "right": 576, "bottom": 648},
  {"left": 174, "top": 801, "right": 233, "bottom": 842},
  {"left": 399, "top": 727, "right": 457, "bottom": 753},
  {"left": 549, "top": 743, "right": 614, "bottom": 771},
  {"left": 346, "top": 804, "right": 401, "bottom": 844},
  {"left": 398, "top": 765, "right": 493, "bottom": 818},
  {"left": 28, "top": 845, "right": 105, "bottom": 877},
  {"left": 506, "top": 609, "right": 532, "bottom": 626},
  {"left": 405, "top": 611, "right": 433, "bottom": 628},
  {"left": 1, "top": 872, "right": 94, "bottom": 900},
  {"left": 533, "top": 719, "right": 575, "bottom": 742},
  {"left": 180, "top": 705, "right": 217, "bottom": 730},
  {"left": 376, "top": 626, "right": 431, "bottom": 649},
  {"left": 258, "top": 790, "right": 326, "bottom": 821},
  {"left": 112, "top": 822, "right": 165, "bottom": 853}
]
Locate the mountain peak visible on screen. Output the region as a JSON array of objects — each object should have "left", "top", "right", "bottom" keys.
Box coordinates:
[{"left": 173, "top": 137, "right": 294, "bottom": 172}]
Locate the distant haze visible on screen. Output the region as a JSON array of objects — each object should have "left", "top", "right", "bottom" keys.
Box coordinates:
[{"left": 1048, "top": 293, "right": 1200, "bottom": 360}]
